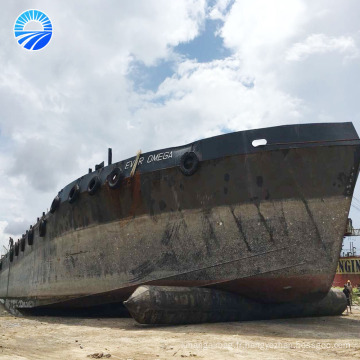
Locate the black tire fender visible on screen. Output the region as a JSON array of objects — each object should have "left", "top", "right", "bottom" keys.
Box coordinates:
[
  {"left": 87, "top": 176, "right": 101, "bottom": 195},
  {"left": 14, "top": 241, "right": 19, "bottom": 256},
  {"left": 179, "top": 151, "right": 200, "bottom": 176},
  {"left": 50, "top": 195, "right": 61, "bottom": 214},
  {"left": 108, "top": 167, "right": 124, "bottom": 189},
  {"left": 39, "top": 220, "right": 46, "bottom": 237},
  {"left": 20, "top": 236, "right": 26, "bottom": 252},
  {"left": 27, "top": 228, "right": 34, "bottom": 246},
  {"left": 68, "top": 184, "right": 80, "bottom": 204}
]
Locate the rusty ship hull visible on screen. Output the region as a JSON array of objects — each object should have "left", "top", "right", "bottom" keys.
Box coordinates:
[{"left": 1, "top": 122, "right": 360, "bottom": 313}]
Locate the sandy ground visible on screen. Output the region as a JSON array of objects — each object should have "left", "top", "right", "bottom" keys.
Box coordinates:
[{"left": 0, "top": 303, "right": 359, "bottom": 360}]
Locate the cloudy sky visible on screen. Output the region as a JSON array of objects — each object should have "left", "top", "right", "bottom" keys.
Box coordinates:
[{"left": 1, "top": 0, "right": 360, "bottom": 255}]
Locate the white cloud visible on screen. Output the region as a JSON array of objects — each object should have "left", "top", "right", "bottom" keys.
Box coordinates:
[
  {"left": 208, "top": 0, "right": 234, "bottom": 21},
  {"left": 133, "top": 58, "right": 303, "bottom": 151},
  {"left": 219, "top": 0, "right": 306, "bottom": 72},
  {"left": 221, "top": 0, "right": 306, "bottom": 47},
  {"left": 286, "top": 34, "right": 360, "bottom": 61},
  {"left": 4, "top": 219, "right": 31, "bottom": 237}
]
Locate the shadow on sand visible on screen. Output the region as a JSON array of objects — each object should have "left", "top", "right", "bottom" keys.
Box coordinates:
[{"left": 8, "top": 304, "right": 359, "bottom": 341}]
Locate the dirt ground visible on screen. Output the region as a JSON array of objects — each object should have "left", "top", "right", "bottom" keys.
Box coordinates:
[{"left": 0, "top": 303, "right": 359, "bottom": 360}]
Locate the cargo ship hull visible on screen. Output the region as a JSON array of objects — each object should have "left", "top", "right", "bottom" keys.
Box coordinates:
[{"left": 1, "top": 122, "right": 360, "bottom": 313}]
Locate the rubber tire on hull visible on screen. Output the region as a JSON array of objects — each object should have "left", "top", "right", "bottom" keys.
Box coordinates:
[
  {"left": 180, "top": 152, "right": 199, "bottom": 176},
  {"left": 108, "top": 168, "right": 124, "bottom": 189},
  {"left": 39, "top": 220, "right": 46, "bottom": 237},
  {"left": 14, "top": 242, "right": 19, "bottom": 256},
  {"left": 50, "top": 195, "right": 61, "bottom": 213},
  {"left": 87, "top": 176, "right": 101, "bottom": 195},
  {"left": 27, "top": 228, "right": 34, "bottom": 246},
  {"left": 20, "top": 237, "right": 25, "bottom": 252},
  {"left": 68, "top": 184, "right": 80, "bottom": 204}
]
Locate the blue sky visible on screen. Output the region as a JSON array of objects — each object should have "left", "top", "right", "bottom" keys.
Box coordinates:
[
  {"left": 1, "top": 0, "right": 360, "bottom": 253},
  {"left": 175, "top": 19, "right": 231, "bottom": 63},
  {"left": 129, "top": 19, "right": 232, "bottom": 93}
]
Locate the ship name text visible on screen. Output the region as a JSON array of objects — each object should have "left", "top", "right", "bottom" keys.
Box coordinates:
[{"left": 125, "top": 151, "right": 173, "bottom": 170}]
